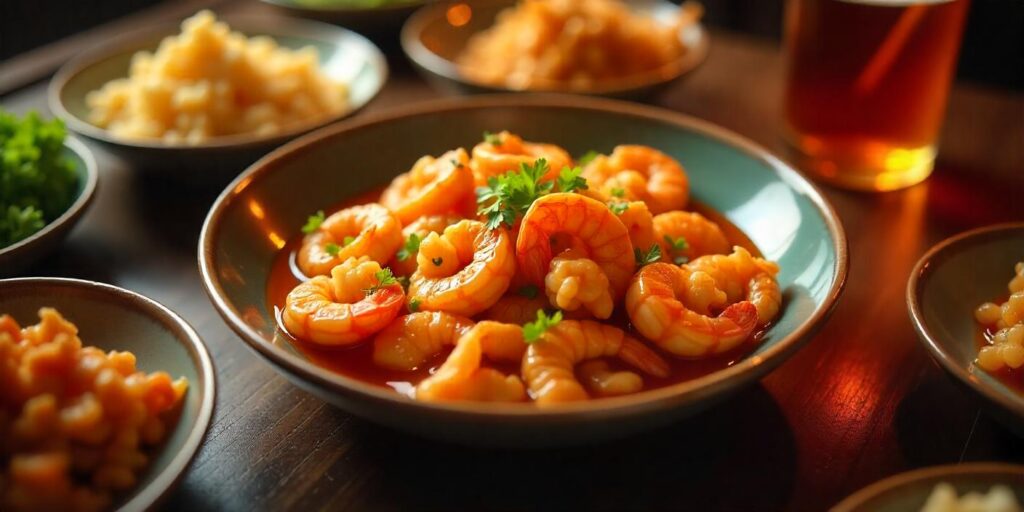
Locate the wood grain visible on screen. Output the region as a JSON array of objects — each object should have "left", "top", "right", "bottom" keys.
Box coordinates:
[{"left": 1, "top": 1, "right": 1022, "bottom": 510}]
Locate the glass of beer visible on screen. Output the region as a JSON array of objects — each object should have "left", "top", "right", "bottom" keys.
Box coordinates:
[{"left": 783, "top": 0, "right": 970, "bottom": 191}]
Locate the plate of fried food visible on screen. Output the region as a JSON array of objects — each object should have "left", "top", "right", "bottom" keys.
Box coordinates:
[
  {"left": 402, "top": 0, "right": 708, "bottom": 98},
  {"left": 200, "top": 95, "right": 846, "bottom": 446}
]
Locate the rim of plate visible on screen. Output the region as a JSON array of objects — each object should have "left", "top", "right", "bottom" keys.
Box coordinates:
[
  {"left": 400, "top": 0, "right": 710, "bottom": 96},
  {"left": 906, "top": 222, "right": 1024, "bottom": 420},
  {"left": 199, "top": 94, "right": 849, "bottom": 420},
  {"left": 48, "top": 13, "right": 387, "bottom": 150},
  {"left": 0, "top": 137, "right": 98, "bottom": 259},
  {"left": 831, "top": 462, "right": 1024, "bottom": 511},
  {"left": 0, "top": 277, "right": 216, "bottom": 512}
]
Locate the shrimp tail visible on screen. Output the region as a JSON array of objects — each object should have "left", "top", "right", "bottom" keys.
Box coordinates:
[
  {"left": 721, "top": 301, "right": 758, "bottom": 336},
  {"left": 618, "top": 337, "right": 671, "bottom": 378}
]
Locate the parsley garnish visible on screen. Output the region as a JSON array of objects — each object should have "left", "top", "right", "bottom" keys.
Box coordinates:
[
  {"left": 634, "top": 244, "right": 662, "bottom": 267},
  {"left": 364, "top": 268, "right": 398, "bottom": 295},
  {"left": 395, "top": 233, "right": 421, "bottom": 262},
  {"left": 610, "top": 187, "right": 625, "bottom": 198},
  {"left": 301, "top": 210, "right": 325, "bottom": 234},
  {"left": 517, "top": 285, "right": 539, "bottom": 299},
  {"left": 342, "top": 235, "right": 356, "bottom": 247},
  {"left": 476, "top": 158, "right": 553, "bottom": 230},
  {"left": 325, "top": 243, "right": 341, "bottom": 256},
  {"left": 663, "top": 235, "right": 688, "bottom": 252},
  {"left": 556, "top": 166, "right": 588, "bottom": 193},
  {"left": 577, "top": 150, "right": 598, "bottom": 166},
  {"left": 408, "top": 298, "right": 421, "bottom": 313},
  {"left": 609, "top": 202, "right": 629, "bottom": 215},
  {"left": 483, "top": 131, "right": 502, "bottom": 145},
  {"left": 449, "top": 158, "right": 463, "bottom": 169},
  {"left": 523, "top": 309, "right": 563, "bottom": 343}
]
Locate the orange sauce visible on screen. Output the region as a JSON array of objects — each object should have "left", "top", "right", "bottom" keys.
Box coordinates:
[{"left": 265, "top": 189, "right": 770, "bottom": 398}]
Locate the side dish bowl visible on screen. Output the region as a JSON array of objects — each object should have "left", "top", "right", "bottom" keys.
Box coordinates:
[
  {"left": 49, "top": 14, "right": 387, "bottom": 181},
  {"left": 0, "top": 138, "right": 98, "bottom": 277},
  {"left": 261, "top": 0, "right": 427, "bottom": 41},
  {"left": 0, "top": 277, "right": 215, "bottom": 510},
  {"left": 832, "top": 463, "right": 1024, "bottom": 512},
  {"left": 199, "top": 95, "right": 847, "bottom": 446},
  {"left": 908, "top": 222, "right": 1024, "bottom": 435},
  {"left": 401, "top": 0, "right": 709, "bottom": 99}
]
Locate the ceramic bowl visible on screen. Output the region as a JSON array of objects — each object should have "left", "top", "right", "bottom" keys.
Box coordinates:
[
  {"left": 401, "top": 0, "right": 709, "bottom": 99},
  {"left": 199, "top": 95, "right": 847, "bottom": 446},
  {"left": 261, "top": 0, "right": 427, "bottom": 43},
  {"left": 832, "top": 463, "right": 1024, "bottom": 512},
  {"left": 49, "top": 13, "right": 387, "bottom": 182},
  {"left": 908, "top": 222, "right": 1024, "bottom": 435},
  {"left": 0, "top": 138, "right": 98, "bottom": 277},
  {"left": 0, "top": 277, "right": 215, "bottom": 510}
]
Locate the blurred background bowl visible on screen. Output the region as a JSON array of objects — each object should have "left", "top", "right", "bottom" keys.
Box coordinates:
[
  {"left": 260, "top": 0, "right": 428, "bottom": 47},
  {"left": 49, "top": 14, "right": 387, "bottom": 183},
  {"left": 401, "top": 0, "right": 708, "bottom": 99},
  {"left": 0, "top": 138, "right": 97, "bottom": 277},
  {"left": 832, "top": 463, "right": 1024, "bottom": 512}
]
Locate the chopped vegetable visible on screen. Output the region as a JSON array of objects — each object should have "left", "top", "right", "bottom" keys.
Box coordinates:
[
  {"left": 395, "top": 233, "right": 421, "bottom": 262},
  {"left": 302, "top": 210, "right": 325, "bottom": 234},
  {"left": 635, "top": 244, "right": 662, "bottom": 267},
  {"left": 523, "top": 309, "right": 563, "bottom": 343},
  {"left": 476, "top": 158, "right": 553, "bottom": 230},
  {"left": 483, "top": 131, "right": 502, "bottom": 145},
  {"left": 663, "top": 235, "right": 688, "bottom": 252},
  {"left": 325, "top": 243, "right": 341, "bottom": 256},
  {"left": 342, "top": 236, "right": 356, "bottom": 247},
  {"left": 577, "top": 150, "right": 599, "bottom": 166},
  {"left": 408, "top": 298, "right": 421, "bottom": 313},
  {"left": 364, "top": 268, "right": 398, "bottom": 295},
  {"left": 0, "top": 110, "right": 77, "bottom": 247},
  {"left": 556, "top": 166, "right": 588, "bottom": 193},
  {"left": 610, "top": 187, "right": 625, "bottom": 198},
  {"left": 609, "top": 202, "right": 629, "bottom": 215}
]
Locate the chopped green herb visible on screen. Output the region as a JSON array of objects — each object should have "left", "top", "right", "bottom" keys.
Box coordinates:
[
  {"left": 450, "top": 158, "right": 464, "bottom": 169},
  {"left": 325, "top": 243, "right": 341, "bottom": 256},
  {"left": 342, "top": 235, "right": 356, "bottom": 247},
  {"left": 609, "top": 202, "right": 629, "bottom": 215},
  {"left": 302, "top": 210, "right": 325, "bottom": 234},
  {"left": 408, "top": 298, "right": 421, "bottom": 313},
  {"left": 523, "top": 309, "right": 563, "bottom": 343},
  {"left": 431, "top": 257, "right": 443, "bottom": 267},
  {"left": 476, "top": 158, "right": 553, "bottom": 230},
  {"left": 395, "top": 233, "right": 421, "bottom": 262},
  {"left": 577, "top": 150, "right": 599, "bottom": 166},
  {"left": 634, "top": 244, "right": 662, "bottom": 267},
  {"left": 397, "top": 275, "right": 410, "bottom": 289},
  {"left": 556, "top": 166, "right": 588, "bottom": 193},
  {"left": 610, "top": 187, "right": 625, "bottom": 198},
  {"left": 663, "top": 235, "right": 688, "bottom": 252},
  {"left": 483, "top": 131, "right": 502, "bottom": 145},
  {"left": 517, "top": 285, "right": 539, "bottom": 299},
  {"left": 673, "top": 256, "right": 689, "bottom": 265},
  {"left": 364, "top": 268, "right": 398, "bottom": 295}
]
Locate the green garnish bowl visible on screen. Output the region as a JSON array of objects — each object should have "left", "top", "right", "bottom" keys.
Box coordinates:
[
  {"left": 401, "top": 0, "right": 709, "bottom": 100},
  {"left": 48, "top": 14, "right": 387, "bottom": 184},
  {"left": 832, "top": 463, "right": 1024, "bottom": 512},
  {"left": 0, "top": 138, "right": 98, "bottom": 277},
  {"left": 907, "top": 222, "right": 1024, "bottom": 436},
  {"left": 199, "top": 95, "right": 848, "bottom": 447}
]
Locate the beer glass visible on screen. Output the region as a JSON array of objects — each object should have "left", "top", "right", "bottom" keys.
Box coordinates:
[{"left": 783, "top": 0, "right": 970, "bottom": 191}]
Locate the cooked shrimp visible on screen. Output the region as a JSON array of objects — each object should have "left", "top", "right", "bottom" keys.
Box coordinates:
[
  {"left": 522, "top": 320, "right": 669, "bottom": 405},
  {"left": 545, "top": 250, "right": 614, "bottom": 319},
  {"left": 616, "top": 201, "right": 663, "bottom": 261},
  {"left": 470, "top": 130, "right": 572, "bottom": 186},
  {"left": 653, "top": 210, "right": 731, "bottom": 264},
  {"left": 577, "top": 360, "right": 644, "bottom": 397},
  {"left": 297, "top": 203, "right": 403, "bottom": 277},
  {"left": 380, "top": 148, "right": 475, "bottom": 224},
  {"left": 408, "top": 220, "right": 516, "bottom": 316},
  {"left": 685, "top": 246, "right": 782, "bottom": 325},
  {"left": 283, "top": 257, "right": 404, "bottom": 346},
  {"left": 372, "top": 311, "right": 475, "bottom": 371},
  {"left": 482, "top": 294, "right": 550, "bottom": 325},
  {"left": 582, "top": 145, "right": 689, "bottom": 214},
  {"left": 625, "top": 262, "right": 758, "bottom": 357},
  {"left": 516, "top": 193, "right": 635, "bottom": 301},
  {"left": 415, "top": 322, "right": 528, "bottom": 403},
  {"left": 389, "top": 214, "right": 464, "bottom": 277}
]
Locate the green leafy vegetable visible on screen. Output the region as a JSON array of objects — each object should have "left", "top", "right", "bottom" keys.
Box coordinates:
[
  {"left": 577, "top": 150, "right": 599, "bottom": 166},
  {"left": 556, "top": 166, "right": 588, "bottom": 193},
  {"left": 517, "top": 285, "right": 539, "bottom": 299},
  {"left": 523, "top": 309, "right": 563, "bottom": 343},
  {"left": 408, "top": 298, "right": 421, "bottom": 313},
  {"left": 364, "top": 268, "right": 398, "bottom": 295},
  {"left": 483, "top": 131, "right": 502, "bottom": 145},
  {"left": 302, "top": 210, "right": 325, "bottom": 234},
  {"left": 325, "top": 243, "right": 341, "bottom": 256},
  {"left": 476, "top": 158, "right": 552, "bottom": 230},
  {"left": 609, "top": 202, "right": 629, "bottom": 215},
  {"left": 610, "top": 187, "right": 625, "bottom": 198},
  {"left": 634, "top": 244, "right": 662, "bottom": 267},
  {"left": 342, "top": 236, "right": 356, "bottom": 247},
  {"left": 663, "top": 235, "right": 688, "bottom": 252},
  {"left": 395, "top": 233, "right": 421, "bottom": 262},
  {"left": 0, "top": 110, "right": 77, "bottom": 247}
]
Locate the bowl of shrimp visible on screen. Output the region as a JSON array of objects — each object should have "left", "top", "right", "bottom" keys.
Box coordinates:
[{"left": 199, "top": 95, "right": 847, "bottom": 446}]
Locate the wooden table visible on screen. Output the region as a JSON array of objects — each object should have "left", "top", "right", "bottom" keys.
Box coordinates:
[{"left": 2, "top": 1, "right": 1022, "bottom": 510}]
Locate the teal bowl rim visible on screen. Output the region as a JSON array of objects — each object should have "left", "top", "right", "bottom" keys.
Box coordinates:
[
  {"left": 47, "top": 13, "right": 388, "bottom": 150},
  {"left": 831, "top": 462, "right": 1024, "bottom": 512},
  {"left": 0, "top": 138, "right": 98, "bottom": 259},
  {"left": 198, "top": 94, "right": 849, "bottom": 419},
  {"left": 400, "top": 0, "right": 710, "bottom": 96},
  {"left": 0, "top": 277, "right": 216, "bottom": 511},
  {"left": 907, "top": 221, "right": 1024, "bottom": 421}
]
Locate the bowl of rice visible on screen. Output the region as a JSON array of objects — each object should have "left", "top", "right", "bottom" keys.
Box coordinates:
[
  {"left": 49, "top": 11, "right": 387, "bottom": 181},
  {"left": 832, "top": 463, "right": 1024, "bottom": 512}
]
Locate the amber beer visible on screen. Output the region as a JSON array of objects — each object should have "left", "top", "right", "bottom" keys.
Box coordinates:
[{"left": 783, "top": 0, "right": 969, "bottom": 191}]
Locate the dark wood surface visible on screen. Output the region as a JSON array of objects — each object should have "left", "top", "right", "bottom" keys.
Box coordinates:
[{"left": 2, "top": 1, "right": 1022, "bottom": 510}]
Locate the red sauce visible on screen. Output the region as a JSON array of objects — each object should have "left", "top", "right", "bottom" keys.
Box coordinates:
[
  {"left": 974, "top": 299, "right": 1024, "bottom": 393},
  {"left": 265, "top": 189, "right": 771, "bottom": 398}
]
